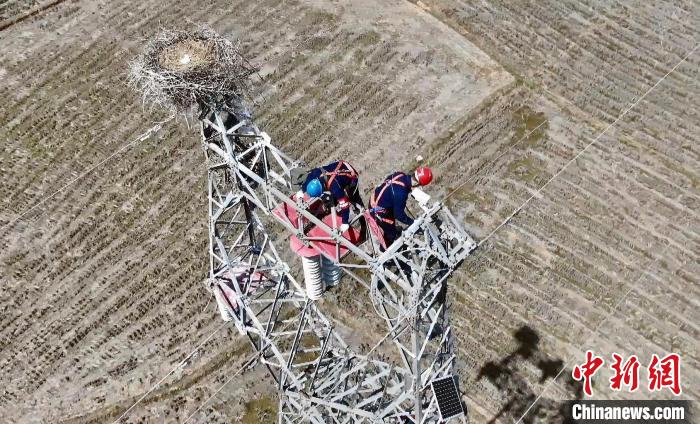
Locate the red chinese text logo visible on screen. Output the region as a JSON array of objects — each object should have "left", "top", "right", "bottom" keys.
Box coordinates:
[
  {"left": 572, "top": 350, "right": 605, "bottom": 396},
  {"left": 648, "top": 353, "right": 682, "bottom": 395},
  {"left": 572, "top": 351, "right": 681, "bottom": 396},
  {"left": 610, "top": 353, "right": 640, "bottom": 392}
]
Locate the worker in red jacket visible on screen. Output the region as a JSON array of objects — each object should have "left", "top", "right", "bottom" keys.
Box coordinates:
[{"left": 369, "top": 166, "right": 433, "bottom": 245}]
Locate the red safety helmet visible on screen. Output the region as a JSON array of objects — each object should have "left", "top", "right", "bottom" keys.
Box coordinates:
[{"left": 414, "top": 166, "right": 433, "bottom": 186}]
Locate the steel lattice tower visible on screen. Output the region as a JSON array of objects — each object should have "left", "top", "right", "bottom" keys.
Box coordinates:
[
  {"left": 200, "top": 98, "right": 476, "bottom": 423},
  {"left": 130, "top": 27, "right": 475, "bottom": 422}
]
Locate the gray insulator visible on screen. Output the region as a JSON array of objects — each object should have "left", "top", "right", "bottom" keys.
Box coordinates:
[{"left": 320, "top": 256, "right": 342, "bottom": 288}]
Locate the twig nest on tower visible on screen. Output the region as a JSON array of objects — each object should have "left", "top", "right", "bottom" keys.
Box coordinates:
[{"left": 129, "top": 28, "right": 257, "bottom": 111}]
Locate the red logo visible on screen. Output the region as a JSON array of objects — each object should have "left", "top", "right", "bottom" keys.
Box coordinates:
[
  {"left": 610, "top": 353, "right": 640, "bottom": 392},
  {"left": 573, "top": 351, "right": 682, "bottom": 396},
  {"left": 648, "top": 353, "right": 682, "bottom": 395},
  {"left": 572, "top": 350, "right": 605, "bottom": 396}
]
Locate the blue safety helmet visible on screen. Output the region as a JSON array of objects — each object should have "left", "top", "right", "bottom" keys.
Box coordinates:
[{"left": 305, "top": 178, "right": 323, "bottom": 198}]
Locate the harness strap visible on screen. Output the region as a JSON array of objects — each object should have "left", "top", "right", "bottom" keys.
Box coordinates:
[
  {"left": 370, "top": 174, "right": 408, "bottom": 223},
  {"left": 373, "top": 214, "right": 396, "bottom": 224},
  {"left": 322, "top": 161, "right": 358, "bottom": 191}
]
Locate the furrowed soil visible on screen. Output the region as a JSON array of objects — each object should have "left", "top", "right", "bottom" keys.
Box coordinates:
[{"left": 0, "top": 0, "right": 697, "bottom": 423}]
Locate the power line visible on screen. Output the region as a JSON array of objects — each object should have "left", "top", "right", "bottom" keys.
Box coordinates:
[
  {"left": 105, "top": 27, "right": 341, "bottom": 423},
  {"left": 442, "top": 13, "right": 598, "bottom": 204},
  {"left": 476, "top": 43, "right": 698, "bottom": 250},
  {"left": 111, "top": 321, "right": 229, "bottom": 424},
  {"left": 96, "top": 23, "right": 696, "bottom": 424},
  {"left": 3, "top": 22, "right": 337, "bottom": 237},
  {"left": 365, "top": 289, "right": 435, "bottom": 358},
  {"left": 1, "top": 116, "right": 173, "bottom": 233},
  {"left": 514, "top": 238, "right": 675, "bottom": 424},
  {"left": 181, "top": 339, "right": 273, "bottom": 424},
  {"left": 444, "top": 118, "right": 547, "bottom": 200},
  {"left": 484, "top": 42, "right": 700, "bottom": 424},
  {"left": 180, "top": 315, "right": 302, "bottom": 423},
  {"left": 182, "top": 279, "right": 441, "bottom": 423},
  {"left": 180, "top": 287, "right": 436, "bottom": 422},
  {"left": 0, "top": 116, "right": 180, "bottom": 419}
]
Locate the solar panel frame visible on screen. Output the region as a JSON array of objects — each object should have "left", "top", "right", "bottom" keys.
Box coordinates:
[{"left": 431, "top": 375, "right": 464, "bottom": 420}]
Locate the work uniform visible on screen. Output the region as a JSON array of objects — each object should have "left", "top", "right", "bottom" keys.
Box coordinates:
[
  {"left": 302, "top": 161, "right": 363, "bottom": 224},
  {"left": 369, "top": 172, "right": 414, "bottom": 244}
]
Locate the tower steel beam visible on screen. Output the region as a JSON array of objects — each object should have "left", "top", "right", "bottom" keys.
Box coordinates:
[{"left": 200, "top": 99, "right": 475, "bottom": 423}]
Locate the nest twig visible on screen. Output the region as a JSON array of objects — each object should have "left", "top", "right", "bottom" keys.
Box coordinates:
[{"left": 129, "top": 27, "right": 258, "bottom": 112}]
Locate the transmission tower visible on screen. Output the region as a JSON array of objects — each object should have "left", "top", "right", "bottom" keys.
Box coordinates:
[
  {"left": 130, "top": 27, "right": 476, "bottom": 422},
  {"left": 201, "top": 99, "right": 476, "bottom": 423}
]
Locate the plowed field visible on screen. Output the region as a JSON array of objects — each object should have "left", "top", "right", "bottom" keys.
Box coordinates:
[{"left": 1, "top": 0, "right": 697, "bottom": 422}]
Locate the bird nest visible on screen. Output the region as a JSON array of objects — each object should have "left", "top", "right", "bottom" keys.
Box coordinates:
[{"left": 129, "top": 28, "right": 258, "bottom": 111}]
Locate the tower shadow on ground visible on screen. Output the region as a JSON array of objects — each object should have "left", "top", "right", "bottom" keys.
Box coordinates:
[{"left": 477, "top": 326, "right": 583, "bottom": 423}]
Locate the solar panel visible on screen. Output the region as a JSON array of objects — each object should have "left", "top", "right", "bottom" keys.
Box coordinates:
[{"left": 432, "top": 375, "right": 464, "bottom": 420}]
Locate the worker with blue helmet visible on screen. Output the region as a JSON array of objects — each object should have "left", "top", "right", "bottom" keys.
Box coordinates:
[
  {"left": 301, "top": 161, "right": 364, "bottom": 229},
  {"left": 305, "top": 178, "right": 324, "bottom": 198}
]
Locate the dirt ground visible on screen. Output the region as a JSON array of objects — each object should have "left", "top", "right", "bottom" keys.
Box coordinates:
[{"left": 0, "top": 0, "right": 698, "bottom": 423}]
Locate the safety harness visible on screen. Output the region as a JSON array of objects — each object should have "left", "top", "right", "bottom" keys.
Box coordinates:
[
  {"left": 369, "top": 173, "right": 408, "bottom": 224},
  {"left": 321, "top": 161, "right": 358, "bottom": 190},
  {"left": 321, "top": 161, "right": 358, "bottom": 212}
]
